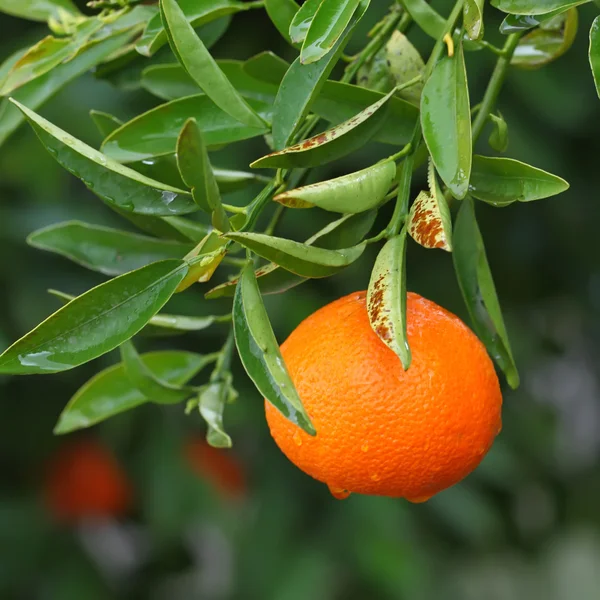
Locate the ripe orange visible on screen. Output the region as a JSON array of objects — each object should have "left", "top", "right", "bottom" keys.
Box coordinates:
[
  {"left": 44, "top": 439, "right": 132, "bottom": 522},
  {"left": 185, "top": 439, "right": 246, "bottom": 500},
  {"left": 265, "top": 291, "right": 502, "bottom": 502}
]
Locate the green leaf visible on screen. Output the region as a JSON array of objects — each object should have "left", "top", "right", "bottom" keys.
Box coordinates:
[
  {"left": 198, "top": 382, "right": 233, "bottom": 448},
  {"left": 488, "top": 113, "right": 508, "bottom": 152},
  {"left": 176, "top": 118, "right": 229, "bottom": 232},
  {"left": 301, "top": 0, "right": 362, "bottom": 64},
  {"left": 0, "top": 260, "right": 187, "bottom": 375},
  {"left": 385, "top": 31, "right": 425, "bottom": 106},
  {"left": 357, "top": 46, "right": 395, "bottom": 93},
  {"left": 253, "top": 87, "right": 396, "bottom": 169},
  {"left": 13, "top": 100, "right": 197, "bottom": 216},
  {"left": 274, "top": 159, "right": 396, "bottom": 213},
  {"left": 224, "top": 232, "right": 365, "bottom": 278},
  {"left": 289, "top": 0, "right": 322, "bottom": 44},
  {"left": 511, "top": 8, "right": 578, "bottom": 69},
  {"left": 464, "top": 0, "right": 485, "bottom": 41},
  {"left": 0, "top": 0, "right": 79, "bottom": 21},
  {"left": 27, "top": 221, "right": 193, "bottom": 276},
  {"left": 421, "top": 42, "right": 472, "bottom": 199},
  {"left": 242, "top": 51, "right": 291, "bottom": 85},
  {"left": 0, "top": 28, "right": 134, "bottom": 147},
  {"left": 491, "top": 0, "right": 589, "bottom": 15},
  {"left": 48, "top": 289, "right": 229, "bottom": 337},
  {"left": 400, "top": 0, "right": 445, "bottom": 39},
  {"left": 233, "top": 264, "right": 315, "bottom": 434},
  {"left": 136, "top": 0, "right": 248, "bottom": 56},
  {"left": 160, "top": 0, "right": 265, "bottom": 129},
  {"left": 366, "top": 229, "right": 411, "bottom": 369},
  {"left": 591, "top": 16, "right": 600, "bottom": 98},
  {"left": 273, "top": 0, "right": 368, "bottom": 149},
  {"left": 176, "top": 231, "right": 228, "bottom": 291},
  {"left": 407, "top": 161, "right": 453, "bottom": 251},
  {"left": 213, "top": 168, "right": 269, "bottom": 193},
  {"left": 469, "top": 155, "right": 569, "bottom": 206},
  {"left": 120, "top": 340, "right": 192, "bottom": 404},
  {"left": 54, "top": 351, "right": 209, "bottom": 434},
  {"left": 101, "top": 94, "right": 269, "bottom": 163},
  {"left": 90, "top": 110, "right": 123, "bottom": 138},
  {"left": 453, "top": 198, "right": 519, "bottom": 389},
  {"left": 265, "top": 0, "right": 301, "bottom": 46},
  {"left": 206, "top": 211, "right": 376, "bottom": 298}
]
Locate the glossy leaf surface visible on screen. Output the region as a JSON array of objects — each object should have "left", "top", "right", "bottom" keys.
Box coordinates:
[
  {"left": 301, "top": 0, "right": 361, "bottom": 64},
  {"left": 400, "top": 0, "right": 445, "bottom": 39},
  {"left": 253, "top": 87, "right": 395, "bottom": 168},
  {"left": 469, "top": 155, "right": 569, "bottom": 206},
  {"left": 0, "top": 260, "right": 188, "bottom": 374},
  {"left": 491, "top": 0, "right": 589, "bottom": 15},
  {"left": 464, "top": 0, "right": 485, "bottom": 41},
  {"left": 453, "top": 198, "right": 519, "bottom": 389},
  {"left": 225, "top": 232, "right": 365, "bottom": 278},
  {"left": 274, "top": 159, "right": 396, "bottom": 213},
  {"left": 0, "top": 0, "right": 78, "bottom": 21},
  {"left": 199, "top": 382, "right": 232, "bottom": 448},
  {"left": 265, "top": 0, "right": 301, "bottom": 45},
  {"left": 55, "top": 351, "right": 208, "bottom": 434},
  {"left": 27, "top": 221, "right": 192, "bottom": 276},
  {"left": 233, "top": 264, "right": 315, "bottom": 434},
  {"left": 289, "top": 0, "right": 322, "bottom": 44},
  {"left": 421, "top": 43, "right": 472, "bottom": 199},
  {"left": 14, "top": 100, "right": 197, "bottom": 216},
  {"left": 590, "top": 16, "right": 600, "bottom": 98},
  {"left": 101, "top": 95, "right": 269, "bottom": 163},
  {"left": 367, "top": 230, "right": 411, "bottom": 369}
]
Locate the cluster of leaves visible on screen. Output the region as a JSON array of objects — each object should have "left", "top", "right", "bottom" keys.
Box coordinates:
[{"left": 0, "top": 0, "right": 594, "bottom": 445}]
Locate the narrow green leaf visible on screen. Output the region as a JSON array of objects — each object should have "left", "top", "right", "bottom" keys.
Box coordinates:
[
  {"left": 136, "top": 0, "right": 247, "bottom": 56},
  {"left": 512, "top": 8, "right": 578, "bottom": 69},
  {"left": 453, "top": 198, "right": 519, "bottom": 389},
  {"left": 160, "top": 0, "right": 266, "bottom": 128},
  {"left": 301, "top": 0, "right": 362, "bottom": 64},
  {"left": 407, "top": 161, "right": 453, "bottom": 251},
  {"left": 274, "top": 159, "right": 396, "bottom": 213},
  {"left": 500, "top": 8, "right": 568, "bottom": 33},
  {"left": 469, "top": 155, "right": 569, "bottom": 206},
  {"left": 464, "top": 0, "right": 485, "bottom": 41},
  {"left": 54, "top": 351, "right": 209, "bottom": 434},
  {"left": 253, "top": 87, "right": 395, "bottom": 169},
  {"left": 243, "top": 51, "right": 291, "bottom": 85},
  {"left": 491, "top": 0, "right": 589, "bottom": 15},
  {"left": 0, "top": 28, "right": 134, "bottom": 147},
  {"left": 0, "top": 260, "right": 188, "bottom": 375},
  {"left": 176, "top": 118, "right": 229, "bottom": 232},
  {"left": 27, "top": 221, "right": 192, "bottom": 276},
  {"left": 101, "top": 94, "right": 269, "bottom": 163},
  {"left": 591, "top": 16, "right": 600, "bottom": 98},
  {"left": 421, "top": 42, "right": 472, "bottom": 199},
  {"left": 366, "top": 229, "right": 411, "bottom": 369},
  {"left": 0, "top": 0, "right": 79, "bottom": 21},
  {"left": 199, "top": 382, "right": 232, "bottom": 448},
  {"left": 213, "top": 168, "right": 269, "bottom": 193},
  {"left": 265, "top": 0, "right": 301, "bottom": 46},
  {"left": 385, "top": 31, "right": 424, "bottom": 106},
  {"left": 206, "top": 211, "right": 376, "bottom": 298},
  {"left": 289, "top": 0, "right": 323, "bottom": 44},
  {"left": 13, "top": 100, "right": 196, "bottom": 216},
  {"left": 233, "top": 264, "right": 315, "bottom": 434},
  {"left": 48, "top": 289, "right": 229, "bottom": 337},
  {"left": 224, "top": 232, "right": 365, "bottom": 278},
  {"left": 273, "top": 0, "right": 368, "bottom": 149},
  {"left": 400, "top": 0, "right": 445, "bottom": 39},
  {"left": 120, "top": 340, "right": 192, "bottom": 404},
  {"left": 176, "top": 231, "right": 228, "bottom": 291},
  {"left": 90, "top": 110, "right": 123, "bottom": 138}
]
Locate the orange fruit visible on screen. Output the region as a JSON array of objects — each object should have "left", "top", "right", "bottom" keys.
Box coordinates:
[
  {"left": 185, "top": 439, "right": 246, "bottom": 500},
  {"left": 44, "top": 439, "right": 131, "bottom": 522},
  {"left": 265, "top": 291, "right": 502, "bottom": 502}
]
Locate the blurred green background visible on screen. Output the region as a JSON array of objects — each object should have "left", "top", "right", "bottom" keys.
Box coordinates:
[{"left": 2, "top": 1, "right": 600, "bottom": 599}]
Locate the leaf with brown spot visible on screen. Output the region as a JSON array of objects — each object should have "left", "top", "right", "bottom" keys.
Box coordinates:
[
  {"left": 407, "top": 162, "right": 453, "bottom": 251},
  {"left": 366, "top": 229, "right": 411, "bottom": 370}
]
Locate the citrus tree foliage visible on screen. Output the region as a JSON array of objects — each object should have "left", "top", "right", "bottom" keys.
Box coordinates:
[{"left": 0, "top": 0, "right": 590, "bottom": 444}]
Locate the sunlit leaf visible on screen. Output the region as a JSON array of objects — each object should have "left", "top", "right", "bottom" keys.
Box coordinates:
[
  {"left": 233, "top": 264, "right": 315, "bottom": 434},
  {"left": 54, "top": 351, "right": 210, "bottom": 434},
  {"left": 464, "top": 0, "right": 485, "bottom": 41},
  {"left": 0, "top": 260, "right": 188, "bottom": 375},
  {"left": 367, "top": 229, "right": 411, "bottom": 369},
  {"left": 289, "top": 0, "right": 322, "bottom": 44},
  {"left": 0, "top": 0, "right": 79, "bottom": 21}
]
